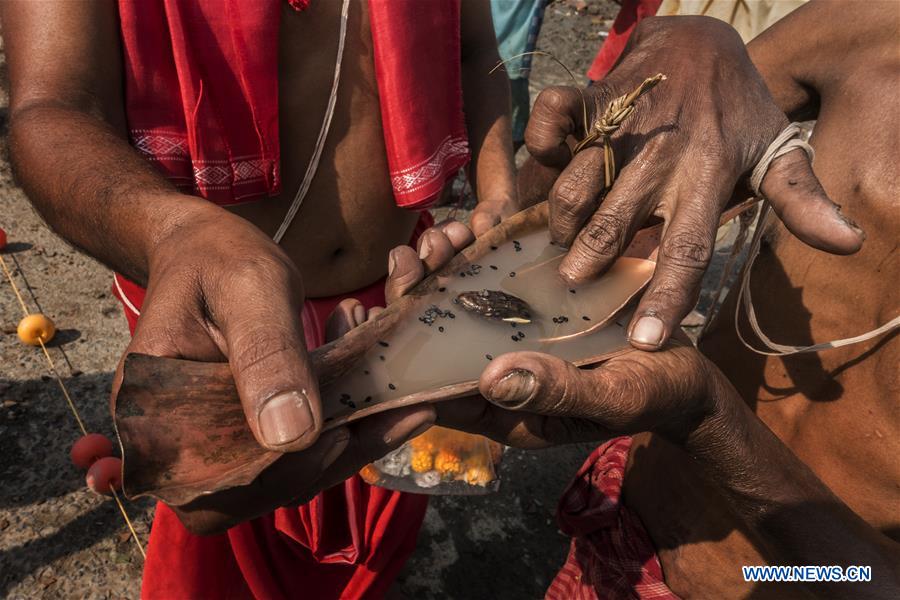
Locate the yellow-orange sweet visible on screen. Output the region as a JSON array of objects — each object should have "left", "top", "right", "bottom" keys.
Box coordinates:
[
  {"left": 17, "top": 313, "right": 56, "bottom": 346},
  {"left": 434, "top": 450, "right": 463, "bottom": 477},
  {"left": 410, "top": 449, "right": 434, "bottom": 473}
]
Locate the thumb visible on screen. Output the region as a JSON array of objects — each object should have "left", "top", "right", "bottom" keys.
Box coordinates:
[
  {"left": 219, "top": 286, "right": 322, "bottom": 453},
  {"left": 478, "top": 351, "right": 606, "bottom": 419},
  {"left": 761, "top": 149, "right": 865, "bottom": 255}
]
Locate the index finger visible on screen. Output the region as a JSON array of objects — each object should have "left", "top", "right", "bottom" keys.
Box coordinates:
[{"left": 524, "top": 86, "right": 584, "bottom": 168}]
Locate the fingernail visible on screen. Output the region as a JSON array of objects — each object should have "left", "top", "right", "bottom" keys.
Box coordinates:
[
  {"left": 388, "top": 249, "right": 398, "bottom": 277},
  {"left": 258, "top": 391, "right": 315, "bottom": 447},
  {"left": 353, "top": 303, "right": 366, "bottom": 326},
  {"left": 322, "top": 431, "right": 350, "bottom": 468},
  {"left": 630, "top": 316, "right": 664, "bottom": 347},
  {"left": 383, "top": 415, "right": 434, "bottom": 445},
  {"left": 488, "top": 369, "right": 536, "bottom": 408},
  {"left": 419, "top": 237, "right": 432, "bottom": 261}
]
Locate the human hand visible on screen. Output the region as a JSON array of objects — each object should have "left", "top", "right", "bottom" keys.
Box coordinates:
[
  {"left": 123, "top": 208, "right": 436, "bottom": 533},
  {"left": 336, "top": 219, "right": 717, "bottom": 451},
  {"left": 470, "top": 196, "right": 520, "bottom": 237},
  {"left": 524, "top": 16, "right": 865, "bottom": 350},
  {"left": 121, "top": 208, "right": 323, "bottom": 454}
]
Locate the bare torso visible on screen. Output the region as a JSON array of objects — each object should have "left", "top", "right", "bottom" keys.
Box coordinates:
[
  {"left": 228, "top": 0, "right": 419, "bottom": 297},
  {"left": 622, "top": 34, "right": 900, "bottom": 598}
]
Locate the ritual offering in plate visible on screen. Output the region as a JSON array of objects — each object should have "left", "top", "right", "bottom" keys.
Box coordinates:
[{"left": 114, "top": 202, "right": 659, "bottom": 504}]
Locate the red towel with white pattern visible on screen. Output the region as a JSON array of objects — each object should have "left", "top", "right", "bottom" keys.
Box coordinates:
[
  {"left": 546, "top": 437, "right": 679, "bottom": 600},
  {"left": 118, "top": 0, "right": 469, "bottom": 209}
]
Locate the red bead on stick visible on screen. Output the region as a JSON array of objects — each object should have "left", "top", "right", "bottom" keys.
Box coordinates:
[
  {"left": 0, "top": 227, "right": 7, "bottom": 251},
  {"left": 70, "top": 433, "right": 114, "bottom": 469},
  {"left": 86, "top": 456, "right": 123, "bottom": 495}
]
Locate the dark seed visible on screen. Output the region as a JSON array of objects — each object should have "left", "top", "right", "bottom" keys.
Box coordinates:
[
  {"left": 379, "top": 355, "right": 386, "bottom": 361},
  {"left": 517, "top": 331, "right": 525, "bottom": 339},
  {"left": 388, "top": 383, "right": 396, "bottom": 390},
  {"left": 553, "top": 317, "right": 559, "bottom": 324},
  {"left": 569, "top": 289, "right": 576, "bottom": 294},
  {"left": 486, "top": 354, "right": 493, "bottom": 360},
  {"left": 364, "top": 396, "right": 372, "bottom": 403},
  {"left": 489, "top": 265, "right": 498, "bottom": 270},
  {"left": 509, "top": 272, "right": 516, "bottom": 277},
  {"left": 511, "top": 335, "right": 519, "bottom": 341},
  {"left": 348, "top": 401, "right": 357, "bottom": 409},
  {"left": 439, "top": 326, "right": 445, "bottom": 332},
  {"left": 378, "top": 341, "right": 389, "bottom": 347},
  {"left": 460, "top": 272, "right": 466, "bottom": 277},
  {"left": 490, "top": 245, "right": 498, "bottom": 250},
  {"left": 449, "top": 313, "right": 456, "bottom": 319},
  {"left": 439, "top": 287, "right": 446, "bottom": 292},
  {"left": 364, "top": 370, "right": 370, "bottom": 375},
  {"left": 582, "top": 316, "right": 591, "bottom": 321}
]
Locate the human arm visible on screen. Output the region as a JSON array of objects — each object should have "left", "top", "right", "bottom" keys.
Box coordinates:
[
  {"left": 519, "top": 15, "right": 864, "bottom": 351},
  {"left": 0, "top": 1, "right": 439, "bottom": 531},
  {"left": 460, "top": 0, "right": 520, "bottom": 236}
]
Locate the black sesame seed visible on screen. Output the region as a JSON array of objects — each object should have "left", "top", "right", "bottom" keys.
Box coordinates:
[
  {"left": 517, "top": 331, "right": 525, "bottom": 339},
  {"left": 582, "top": 316, "right": 591, "bottom": 321},
  {"left": 490, "top": 245, "right": 498, "bottom": 250},
  {"left": 348, "top": 401, "right": 357, "bottom": 409},
  {"left": 489, "top": 265, "right": 498, "bottom": 270},
  {"left": 509, "top": 271, "right": 516, "bottom": 277},
  {"left": 511, "top": 335, "right": 519, "bottom": 341},
  {"left": 364, "top": 370, "right": 370, "bottom": 375},
  {"left": 553, "top": 317, "right": 559, "bottom": 324},
  {"left": 486, "top": 354, "right": 493, "bottom": 360},
  {"left": 460, "top": 272, "right": 466, "bottom": 277},
  {"left": 438, "top": 326, "right": 445, "bottom": 332},
  {"left": 388, "top": 383, "right": 396, "bottom": 390},
  {"left": 379, "top": 355, "right": 386, "bottom": 361},
  {"left": 378, "top": 341, "right": 389, "bottom": 347},
  {"left": 569, "top": 289, "right": 576, "bottom": 294},
  {"left": 439, "top": 287, "right": 446, "bottom": 292},
  {"left": 449, "top": 313, "right": 456, "bottom": 319},
  {"left": 364, "top": 396, "right": 372, "bottom": 403}
]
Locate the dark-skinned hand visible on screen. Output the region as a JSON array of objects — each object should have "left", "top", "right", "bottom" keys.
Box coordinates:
[
  {"left": 333, "top": 220, "right": 727, "bottom": 453},
  {"left": 522, "top": 16, "right": 865, "bottom": 351},
  {"left": 112, "top": 210, "right": 438, "bottom": 535}
]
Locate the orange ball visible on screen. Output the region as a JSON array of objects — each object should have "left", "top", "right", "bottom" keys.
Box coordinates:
[
  {"left": 70, "top": 434, "right": 114, "bottom": 469},
  {"left": 86, "top": 456, "right": 123, "bottom": 495},
  {"left": 17, "top": 313, "right": 56, "bottom": 346}
]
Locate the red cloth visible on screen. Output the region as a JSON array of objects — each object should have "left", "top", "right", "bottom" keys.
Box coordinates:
[
  {"left": 113, "top": 217, "right": 433, "bottom": 600},
  {"left": 586, "top": 0, "right": 662, "bottom": 81},
  {"left": 118, "top": 0, "right": 468, "bottom": 208},
  {"left": 546, "top": 437, "right": 678, "bottom": 600}
]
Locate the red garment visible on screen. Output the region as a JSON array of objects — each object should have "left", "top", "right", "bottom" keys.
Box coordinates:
[
  {"left": 113, "top": 216, "right": 433, "bottom": 600},
  {"left": 586, "top": 0, "right": 662, "bottom": 81},
  {"left": 546, "top": 437, "right": 677, "bottom": 600},
  {"left": 118, "top": 0, "right": 468, "bottom": 208}
]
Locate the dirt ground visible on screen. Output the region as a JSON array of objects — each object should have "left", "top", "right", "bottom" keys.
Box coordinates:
[{"left": 0, "top": 2, "right": 738, "bottom": 598}]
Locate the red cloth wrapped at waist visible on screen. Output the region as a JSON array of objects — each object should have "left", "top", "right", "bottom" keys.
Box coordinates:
[{"left": 118, "top": 0, "right": 469, "bottom": 209}]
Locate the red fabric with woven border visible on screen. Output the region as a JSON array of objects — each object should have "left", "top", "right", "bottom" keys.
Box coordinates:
[{"left": 117, "top": 0, "right": 468, "bottom": 208}]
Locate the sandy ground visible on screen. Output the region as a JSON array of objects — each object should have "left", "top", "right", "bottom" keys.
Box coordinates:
[{"left": 0, "top": 2, "right": 740, "bottom": 598}]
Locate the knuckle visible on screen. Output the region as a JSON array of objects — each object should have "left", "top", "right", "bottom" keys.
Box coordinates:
[
  {"left": 660, "top": 230, "right": 712, "bottom": 271},
  {"left": 575, "top": 213, "right": 627, "bottom": 260},
  {"left": 229, "top": 327, "right": 301, "bottom": 374}
]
